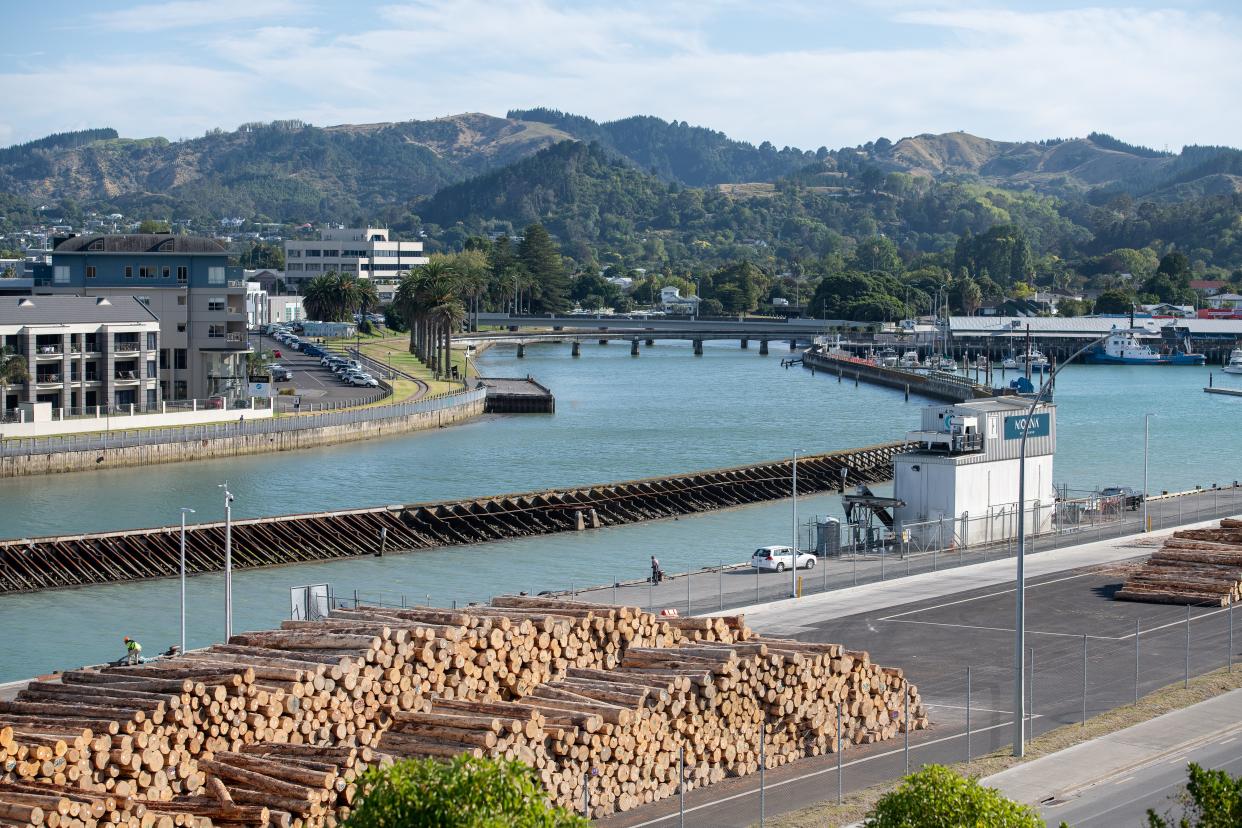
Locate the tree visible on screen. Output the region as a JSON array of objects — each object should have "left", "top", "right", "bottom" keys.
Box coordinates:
[
  {"left": 137, "top": 219, "right": 170, "bottom": 234},
  {"left": 865, "top": 765, "right": 1043, "bottom": 828},
  {"left": 1157, "top": 251, "right": 1191, "bottom": 279},
  {"left": 519, "top": 224, "right": 569, "bottom": 313},
  {"left": 239, "top": 241, "right": 285, "bottom": 270},
  {"left": 1147, "top": 762, "right": 1242, "bottom": 828},
  {"left": 344, "top": 755, "right": 588, "bottom": 828},
  {"left": 1095, "top": 288, "right": 1136, "bottom": 314},
  {"left": 302, "top": 273, "right": 342, "bottom": 322},
  {"left": 393, "top": 260, "right": 464, "bottom": 378},
  {"left": 850, "top": 236, "right": 901, "bottom": 275},
  {"left": 950, "top": 276, "right": 983, "bottom": 315},
  {"left": 1057, "top": 297, "right": 1091, "bottom": 317},
  {"left": 0, "top": 346, "right": 30, "bottom": 410}
]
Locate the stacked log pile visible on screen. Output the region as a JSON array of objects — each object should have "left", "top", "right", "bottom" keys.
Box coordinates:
[
  {"left": 1117, "top": 519, "right": 1242, "bottom": 606},
  {"left": 4, "top": 595, "right": 926, "bottom": 825}
]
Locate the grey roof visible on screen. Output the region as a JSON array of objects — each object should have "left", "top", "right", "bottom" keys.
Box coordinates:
[
  {"left": 951, "top": 315, "right": 1242, "bottom": 338},
  {"left": 0, "top": 295, "right": 159, "bottom": 325},
  {"left": 54, "top": 234, "right": 228, "bottom": 254}
]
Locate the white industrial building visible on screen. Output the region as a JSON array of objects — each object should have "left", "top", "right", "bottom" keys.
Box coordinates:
[
  {"left": 892, "top": 397, "right": 1057, "bottom": 547},
  {"left": 283, "top": 227, "right": 427, "bottom": 288}
]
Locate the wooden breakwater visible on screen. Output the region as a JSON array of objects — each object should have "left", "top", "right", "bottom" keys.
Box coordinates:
[
  {"left": 803, "top": 346, "right": 1005, "bottom": 403},
  {"left": 0, "top": 441, "right": 909, "bottom": 593}
]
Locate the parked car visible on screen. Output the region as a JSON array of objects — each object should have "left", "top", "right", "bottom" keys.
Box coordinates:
[
  {"left": 347, "top": 374, "right": 379, "bottom": 388},
  {"left": 750, "top": 545, "right": 816, "bottom": 572},
  {"left": 267, "top": 364, "right": 292, "bottom": 382},
  {"left": 1100, "top": 486, "right": 1144, "bottom": 511}
]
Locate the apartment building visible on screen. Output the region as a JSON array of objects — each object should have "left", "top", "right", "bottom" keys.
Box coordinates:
[
  {"left": 0, "top": 295, "right": 161, "bottom": 414},
  {"left": 283, "top": 227, "right": 427, "bottom": 288},
  {"left": 34, "top": 234, "right": 251, "bottom": 401}
]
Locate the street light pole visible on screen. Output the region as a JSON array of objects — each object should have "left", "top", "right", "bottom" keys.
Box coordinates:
[
  {"left": 219, "top": 483, "right": 235, "bottom": 641},
  {"left": 1012, "top": 325, "right": 1149, "bottom": 756},
  {"left": 1143, "top": 414, "right": 1152, "bottom": 532},
  {"left": 179, "top": 507, "right": 195, "bottom": 654},
  {"left": 791, "top": 450, "right": 799, "bottom": 599}
]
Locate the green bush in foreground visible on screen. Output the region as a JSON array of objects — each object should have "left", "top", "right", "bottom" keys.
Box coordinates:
[
  {"left": 343, "top": 754, "right": 588, "bottom": 828},
  {"left": 1147, "top": 762, "right": 1242, "bottom": 827},
  {"left": 864, "top": 765, "right": 1044, "bottom": 828}
]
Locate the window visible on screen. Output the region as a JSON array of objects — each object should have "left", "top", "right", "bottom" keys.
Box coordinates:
[
  {"left": 207, "top": 297, "right": 226, "bottom": 312},
  {"left": 139, "top": 266, "right": 155, "bottom": 279},
  {"left": 86, "top": 265, "right": 96, "bottom": 279},
  {"left": 146, "top": 332, "right": 157, "bottom": 350},
  {"left": 146, "top": 389, "right": 157, "bottom": 408},
  {"left": 305, "top": 249, "right": 322, "bottom": 257},
  {"left": 174, "top": 380, "right": 188, "bottom": 399},
  {"left": 177, "top": 295, "right": 186, "bottom": 306},
  {"left": 176, "top": 323, "right": 186, "bottom": 333},
  {"left": 136, "top": 296, "right": 151, "bottom": 306},
  {"left": 207, "top": 325, "right": 225, "bottom": 338},
  {"left": 207, "top": 266, "right": 225, "bottom": 285},
  {"left": 162, "top": 266, "right": 170, "bottom": 279},
  {"left": 88, "top": 239, "right": 105, "bottom": 251},
  {"left": 146, "top": 360, "right": 156, "bottom": 378},
  {"left": 286, "top": 249, "right": 301, "bottom": 258},
  {"left": 287, "top": 263, "right": 303, "bottom": 271},
  {"left": 159, "top": 349, "right": 169, "bottom": 370},
  {"left": 124, "top": 266, "right": 133, "bottom": 279},
  {"left": 53, "top": 265, "right": 70, "bottom": 284},
  {"left": 176, "top": 266, "right": 188, "bottom": 283},
  {"left": 174, "top": 349, "right": 187, "bottom": 370},
  {"left": 322, "top": 249, "right": 339, "bottom": 257}
]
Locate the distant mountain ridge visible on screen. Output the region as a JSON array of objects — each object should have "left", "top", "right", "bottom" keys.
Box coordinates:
[{"left": 1, "top": 110, "right": 1240, "bottom": 224}]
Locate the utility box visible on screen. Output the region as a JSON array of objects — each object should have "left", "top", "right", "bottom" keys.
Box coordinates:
[
  {"left": 893, "top": 398, "right": 1056, "bottom": 548},
  {"left": 816, "top": 517, "right": 841, "bottom": 557}
]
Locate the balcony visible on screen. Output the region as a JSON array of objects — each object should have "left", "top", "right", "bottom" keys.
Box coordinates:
[
  {"left": 114, "top": 369, "right": 141, "bottom": 382},
  {"left": 35, "top": 372, "right": 62, "bottom": 385},
  {"left": 113, "top": 340, "right": 141, "bottom": 354},
  {"left": 34, "top": 345, "right": 62, "bottom": 357}
]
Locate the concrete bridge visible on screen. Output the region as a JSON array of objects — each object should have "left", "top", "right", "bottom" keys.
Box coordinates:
[{"left": 462, "top": 313, "right": 857, "bottom": 357}]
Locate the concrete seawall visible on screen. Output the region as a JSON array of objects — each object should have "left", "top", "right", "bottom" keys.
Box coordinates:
[{"left": 0, "top": 397, "right": 485, "bottom": 478}]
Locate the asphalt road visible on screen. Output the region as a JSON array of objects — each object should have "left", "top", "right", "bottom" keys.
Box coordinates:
[
  {"left": 251, "top": 331, "right": 378, "bottom": 409},
  {"left": 1043, "top": 733, "right": 1242, "bottom": 826},
  {"left": 597, "top": 552, "right": 1242, "bottom": 828}
]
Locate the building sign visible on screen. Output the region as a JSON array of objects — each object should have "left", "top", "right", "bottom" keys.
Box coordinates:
[
  {"left": 1004, "top": 412, "right": 1050, "bottom": 440},
  {"left": 247, "top": 380, "right": 273, "bottom": 398}
]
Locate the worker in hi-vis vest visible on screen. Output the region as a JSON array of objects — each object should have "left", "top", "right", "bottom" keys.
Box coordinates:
[{"left": 123, "top": 636, "right": 142, "bottom": 665}]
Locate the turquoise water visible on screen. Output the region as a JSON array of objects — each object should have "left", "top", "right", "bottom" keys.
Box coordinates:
[{"left": 0, "top": 341, "right": 1238, "bottom": 681}]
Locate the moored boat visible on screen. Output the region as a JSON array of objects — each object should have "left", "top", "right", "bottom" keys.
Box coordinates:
[
  {"left": 1224, "top": 348, "right": 1242, "bottom": 374},
  {"left": 1084, "top": 329, "right": 1206, "bottom": 366}
]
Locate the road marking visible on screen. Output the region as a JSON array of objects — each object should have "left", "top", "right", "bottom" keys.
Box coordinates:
[
  {"left": 1113, "top": 775, "right": 1134, "bottom": 785},
  {"left": 878, "top": 571, "right": 1101, "bottom": 622},
  {"left": 1220, "top": 737, "right": 1237, "bottom": 746},
  {"left": 883, "top": 619, "right": 1106, "bottom": 640},
  {"left": 925, "top": 703, "right": 1017, "bottom": 715},
  {"left": 1168, "top": 756, "right": 1189, "bottom": 765},
  {"left": 618, "top": 718, "right": 1024, "bottom": 828}
]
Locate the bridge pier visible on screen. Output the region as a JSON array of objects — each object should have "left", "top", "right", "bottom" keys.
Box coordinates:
[
  {"left": 740, "top": 338, "right": 749, "bottom": 349},
  {"left": 693, "top": 339, "right": 704, "bottom": 356},
  {"left": 571, "top": 341, "right": 581, "bottom": 357},
  {"left": 759, "top": 340, "right": 769, "bottom": 356},
  {"left": 631, "top": 338, "right": 639, "bottom": 356},
  {"left": 789, "top": 339, "right": 797, "bottom": 351},
  {"left": 598, "top": 339, "right": 608, "bottom": 346},
  {"left": 645, "top": 339, "right": 654, "bottom": 347},
  {"left": 516, "top": 343, "right": 525, "bottom": 358}
]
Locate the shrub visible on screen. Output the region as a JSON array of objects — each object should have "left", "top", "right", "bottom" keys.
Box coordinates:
[
  {"left": 865, "top": 765, "right": 1044, "bottom": 828},
  {"left": 1147, "top": 762, "right": 1242, "bottom": 827},
  {"left": 344, "top": 754, "right": 589, "bottom": 828}
]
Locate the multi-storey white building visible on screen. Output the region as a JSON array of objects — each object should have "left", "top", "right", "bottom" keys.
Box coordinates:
[{"left": 283, "top": 227, "right": 427, "bottom": 288}]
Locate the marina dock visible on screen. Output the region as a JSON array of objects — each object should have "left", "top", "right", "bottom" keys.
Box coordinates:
[
  {"left": 802, "top": 345, "right": 1006, "bottom": 403},
  {"left": 471, "top": 376, "right": 556, "bottom": 413}
]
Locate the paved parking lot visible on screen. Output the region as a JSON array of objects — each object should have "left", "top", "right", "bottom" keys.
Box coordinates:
[{"left": 252, "top": 332, "right": 382, "bottom": 410}]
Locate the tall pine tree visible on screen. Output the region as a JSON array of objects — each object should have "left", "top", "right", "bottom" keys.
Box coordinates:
[{"left": 519, "top": 224, "right": 570, "bottom": 313}]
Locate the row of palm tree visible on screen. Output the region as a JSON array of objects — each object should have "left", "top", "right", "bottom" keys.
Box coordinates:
[
  {"left": 302, "top": 272, "right": 379, "bottom": 323},
  {"left": 393, "top": 261, "right": 468, "bottom": 380}
]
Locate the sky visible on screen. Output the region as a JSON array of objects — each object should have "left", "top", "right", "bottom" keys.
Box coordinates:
[{"left": 1, "top": 0, "right": 1239, "bottom": 151}]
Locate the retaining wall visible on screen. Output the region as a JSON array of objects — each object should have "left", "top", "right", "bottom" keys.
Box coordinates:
[{"left": 0, "top": 396, "right": 484, "bottom": 478}]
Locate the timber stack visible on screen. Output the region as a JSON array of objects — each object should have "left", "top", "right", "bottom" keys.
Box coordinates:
[
  {"left": 2, "top": 596, "right": 927, "bottom": 825},
  {"left": 1116, "top": 518, "right": 1242, "bottom": 606}
]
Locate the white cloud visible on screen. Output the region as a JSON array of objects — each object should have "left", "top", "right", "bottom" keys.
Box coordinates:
[
  {"left": 93, "top": 0, "right": 300, "bottom": 32},
  {"left": 2, "top": 3, "right": 1239, "bottom": 152}
]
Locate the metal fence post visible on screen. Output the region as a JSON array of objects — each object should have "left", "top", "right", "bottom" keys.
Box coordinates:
[
  {"left": 1186, "top": 605, "right": 1191, "bottom": 688},
  {"left": 759, "top": 720, "right": 766, "bottom": 827},
  {"left": 678, "top": 745, "right": 686, "bottom": 828},
  {"left": 650, "top": 578, "right": 654, "bottom": 612},
  {"left": 612, "top": 577, "right": 617, "bottom": 605},
  {"left": 1135, "top": 619, "right": 1141, "bottom": 705},
  {"left": 881, "top": 550, "right": 885, "bottom": 580},
  {"left": 965, "top": 666, "right": 971, "bottom": 763},
  {"left": 836, "top": 702, "right": 843, "bottom": 805},
  {"left": 719, "top": 561, "right": 724, "bottom": 611},
  {"left": 1230, "top": 601, "right": 1234, "bottom": 674},
  {"left": 1028, "top": 647, "right": 1035, "bottom": 746},
  {"left": 686, "top": 571, "right": 691, "bottom": 617},
  {"left": 852, "top": 551, "right": 857, "bottom": 586},
  {"left": 1082, "top": 634, "right": 1088, "bottom": 726},
  {"left": 903, "top": 687, "right": 910, "bottom": 775},
  {"left": 756, "top": 565, "right": 760, "bottom": 603}
]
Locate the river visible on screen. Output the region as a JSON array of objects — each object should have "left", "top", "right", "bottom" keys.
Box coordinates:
[{"left": 0, "top": 341, "right": 1237, "bottom": 681}]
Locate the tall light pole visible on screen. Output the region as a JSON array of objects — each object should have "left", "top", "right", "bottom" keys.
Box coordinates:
[
  {"left": 1012, "top": 324, "right": 1153, "bottom": 756},
  {"left": 179, "top": 507, "right": 195, "bottom": 654},
  {"left": 219, "top": 483, "right": 235, "bottom": 640},
  {"left": 791, "top": 450, "right": 800, "bottom": 599},
  {"left": 1143, "top": 414, "right": 1153, "bottom": 531}
]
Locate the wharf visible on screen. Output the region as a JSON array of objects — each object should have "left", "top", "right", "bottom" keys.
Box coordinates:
[
  {"left": 471, "top": 376, "right": 555, "bottom": 413},
  {"left": 0, "top": 441, "right": 909, "bottom": 594},
  {"left": 1204, "top": 385, "right": 1242, "bottom": 398},
  {"left": 802, "top": 346, "right": 1005, "bottom": 403}
]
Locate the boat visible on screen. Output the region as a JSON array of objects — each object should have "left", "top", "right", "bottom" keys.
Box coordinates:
[
  {"left": 928, "top": 355, "right": 957, "bottom": 372},
  {"left": 1015, "top": 349, "right": 1050, "bottom": 372},
  {"left": 1083, "top": 328, "right": 1206, "bottom": 366},
  {"left": 876, "top": 348, "right": 899, "bottom": 368},
  {"left": 1001, "top": 356, "right": 1019, "bottom": 370},
  {"left": 898, "top": 351, "right": 921, "bottom": 369},
  {"left": 1224, "top": 348, "right": 1242, "bottom": 374}
]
